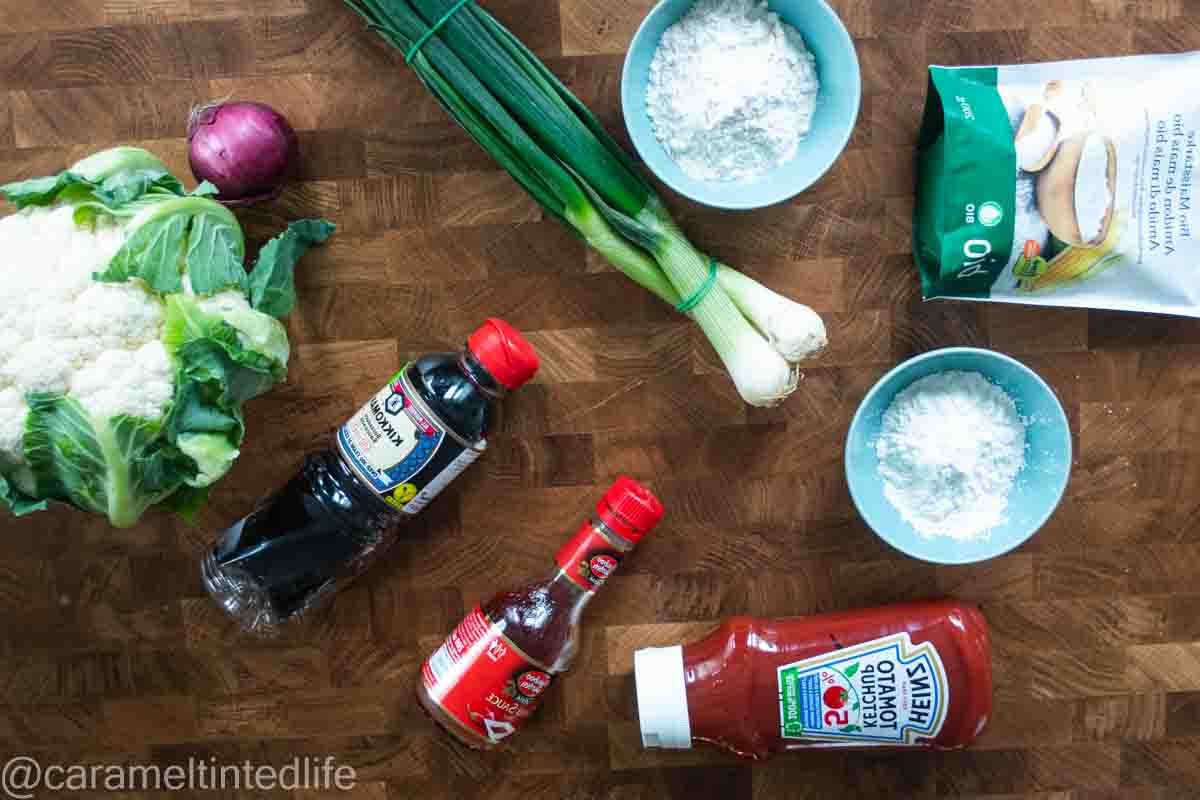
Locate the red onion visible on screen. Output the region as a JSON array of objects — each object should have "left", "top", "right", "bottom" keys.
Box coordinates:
[{"left": 187, "top": 101, "right": 298, "bottom": 207}]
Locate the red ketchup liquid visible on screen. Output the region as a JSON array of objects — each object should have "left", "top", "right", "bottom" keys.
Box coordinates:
[
  {"left": 635, "top": 600, "right": 992, "bottom": 759},
  {"left": 418, "top": 478, "right": 664, "bottom": 749}
]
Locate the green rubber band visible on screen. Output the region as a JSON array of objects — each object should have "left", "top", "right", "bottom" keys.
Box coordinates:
[
  {"left": 406, "top": 0, "right": 473, "bottom": 63},
  {"left": 675, "top": 257, "right": 719, "bottom": 314}
]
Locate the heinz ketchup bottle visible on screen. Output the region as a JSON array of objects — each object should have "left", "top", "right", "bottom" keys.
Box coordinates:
[
  {"left": 418, "top": 478, "right": 664, "bottom": 748},
  {"left": 635, "top": 600, "right": 993, "bottom": 758},
  {"left": 202, "top": 319, "right": 539, "bottom": 636}
]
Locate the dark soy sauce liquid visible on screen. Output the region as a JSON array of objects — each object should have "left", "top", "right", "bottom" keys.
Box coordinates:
[{"left": 203, "top": 351, "right": 501, "bottom": 630}]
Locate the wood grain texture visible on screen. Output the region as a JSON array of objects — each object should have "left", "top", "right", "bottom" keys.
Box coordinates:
[{"left": 2, "top": 1, "right": 1200, "bottom": 797}]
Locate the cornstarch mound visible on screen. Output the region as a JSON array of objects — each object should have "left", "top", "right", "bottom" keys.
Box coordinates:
[{"left": 875, "top": 371, "right": 1026, "bottom": 540}]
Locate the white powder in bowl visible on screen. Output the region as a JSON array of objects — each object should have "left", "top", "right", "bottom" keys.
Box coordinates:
[
  {"left": 645, "top": 0, "right": 820, "bottom": 182},
  {"left": 875, "top": 370, "right": 1027, "bottom": 541}
]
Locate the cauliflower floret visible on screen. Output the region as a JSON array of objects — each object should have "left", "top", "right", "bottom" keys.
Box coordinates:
[
  {"left": 0, "top": 206, "right": 171, "bottom": 463},
  {"left": 0, "top": 207, "right": 130, "bottom": 358},
  {"left": 62, "top": 283, "right": 165, "bottom": 363},
  {"left": 0, "top": 207, "right": 124, "bottom": 310},
  {"left": 71, "top": 282, "right": 165, "bottom": 343},
  {"left": 0, "top": 328, "right": 24, "bottom": 388},
  {"left": 0, "top": 388, "right": 27, "bottom": 464},
  {"left": 1, "top": 339, "right": 79, "bottom": 396},
  {"left": 70, "top": 342, "right": 174, "bottom": 424}
]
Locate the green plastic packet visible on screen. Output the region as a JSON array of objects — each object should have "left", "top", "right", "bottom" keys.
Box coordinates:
[{"left": 915, "top": 53, "right": 1200, "bottom": 317}]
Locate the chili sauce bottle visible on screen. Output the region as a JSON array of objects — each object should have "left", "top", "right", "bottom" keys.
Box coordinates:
[
  {"left": 201, "top": 319, "right": 539, "bottom": 636},
  {"left": 635, "top": 600, "right": 992, "bottom": 758},
  {"left": 418, "top": 477, "right": 664, "bottom": 748}
]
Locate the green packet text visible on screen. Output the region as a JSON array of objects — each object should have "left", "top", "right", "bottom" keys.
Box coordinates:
[{"left": 916, "top": 52, "right": 1200, "bottom": 317}]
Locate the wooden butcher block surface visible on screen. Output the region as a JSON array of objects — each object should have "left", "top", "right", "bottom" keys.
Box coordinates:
[{"left": 1, "top": 1, "right": 1199, "bottom": 797}]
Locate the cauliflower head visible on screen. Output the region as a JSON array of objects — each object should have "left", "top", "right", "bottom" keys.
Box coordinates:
[{"left": 0, "top": 147, "right": 333, "bottom": 527}]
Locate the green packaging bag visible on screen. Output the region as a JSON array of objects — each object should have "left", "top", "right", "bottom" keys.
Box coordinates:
[{"left": 916, "top": 53, "right": 1200, "bottom": 317}]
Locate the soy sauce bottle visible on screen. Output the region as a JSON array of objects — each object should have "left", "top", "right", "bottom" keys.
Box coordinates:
[
  {"left": 201, "top": 319, "right": 539, "bottom": 636},
  {"left": 417, "top": 478, "right": 664, "bottom": 748}
]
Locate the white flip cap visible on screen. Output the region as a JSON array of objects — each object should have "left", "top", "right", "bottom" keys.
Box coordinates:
[{"left": 634, "top": 645, "right": 693, "bottom": 749}]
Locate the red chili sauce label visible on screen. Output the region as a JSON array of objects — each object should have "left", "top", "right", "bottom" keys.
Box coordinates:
[{"left": 421, "top": 607, "right": 553, "bottom": 745}]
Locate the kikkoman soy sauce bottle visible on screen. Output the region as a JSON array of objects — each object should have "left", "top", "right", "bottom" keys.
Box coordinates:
[
  {"left": 418, "top": 478, "right": 664, "bottom": 748},
  {"left": 201, "top": 319, "right": 539, "bottom": 636}
]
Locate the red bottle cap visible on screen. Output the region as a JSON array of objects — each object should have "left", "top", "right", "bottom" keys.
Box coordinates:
[
  {"left": 597, "top": 476, "right": 664, "bottom": 543},
  {"left": 467, "top": 318, "right": 539, "bottom": 390}
]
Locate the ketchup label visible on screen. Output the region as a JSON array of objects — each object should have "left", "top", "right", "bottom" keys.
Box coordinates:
[
  {"left": 421, "top": 606, "right": 553, "bottom": 745},
  {"left": 777, "top": 632, "right": 949, "bottom": 746},
  {"left": 555, "top": 521, "right": 622, "bottom": 592},
  {"left": 336, "top": 367, "right": 484, "bottom": 514}
]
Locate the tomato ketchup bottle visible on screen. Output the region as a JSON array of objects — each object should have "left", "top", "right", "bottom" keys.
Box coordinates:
[
  {"left": 418, "top": 478, "right": 664, "bottom": 748},
  {"left": 635, "top": 600, "right": 992, "bottom": 758},
  {"left": 202, "top": 319, "right": 539, "bottom": 635}
]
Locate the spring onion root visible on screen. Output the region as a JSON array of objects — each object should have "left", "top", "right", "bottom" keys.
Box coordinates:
[{"left": 344, "top": 0, "right": 827, "bottom": 406}]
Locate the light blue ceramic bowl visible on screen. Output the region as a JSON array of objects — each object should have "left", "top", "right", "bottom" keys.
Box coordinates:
[
  {"left": 621, "top": 0, "right": 861, "bottom": 210},
  {"left": 846, "top": 349, "right": 1073, "bottom": 565}
]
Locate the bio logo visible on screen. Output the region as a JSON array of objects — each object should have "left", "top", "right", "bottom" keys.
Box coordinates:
[
  {"left": 956, "top": 201, "right": 1000, "bottom": 279},
  {"left": 978, "top": 201, "right": 1003, "bottom": 227}
]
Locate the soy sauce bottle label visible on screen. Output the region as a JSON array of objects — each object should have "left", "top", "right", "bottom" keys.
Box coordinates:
[
  {"left": 555, "top": 521, "right": 623, "bottom": 592},
  {"left": 336, "top": 368, "right": 485, "bottom": 514},
  {"left": 421, "top": 607, "right": 553, "bottom": 745}
]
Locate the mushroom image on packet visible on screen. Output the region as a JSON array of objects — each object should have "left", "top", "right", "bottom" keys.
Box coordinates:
[{"left": 915, "top": 52, "right": 1200, "bottom": 317}]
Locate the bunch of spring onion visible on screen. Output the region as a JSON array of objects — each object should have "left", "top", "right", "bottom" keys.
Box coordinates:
[{"left": 344, "top": 0, "right": 828, "bottom": 406}]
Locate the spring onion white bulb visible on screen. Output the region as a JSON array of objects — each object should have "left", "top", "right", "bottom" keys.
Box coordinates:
[
  {"left": 722, "top": 325, "right": 801, "bottom": 406},
  {"left": 678, "top": 270, "right": 797, "bottom": 405},
  {"left": 634, "top": 213, "right": 799, "bottom": 406},
  {"left": 717, "top": 266, "right": 828, "bottom": 363}
]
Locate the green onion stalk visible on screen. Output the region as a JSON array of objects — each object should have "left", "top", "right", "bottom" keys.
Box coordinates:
[{"left": 344, "top": 0, "right": 828, "bottom": 406}]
